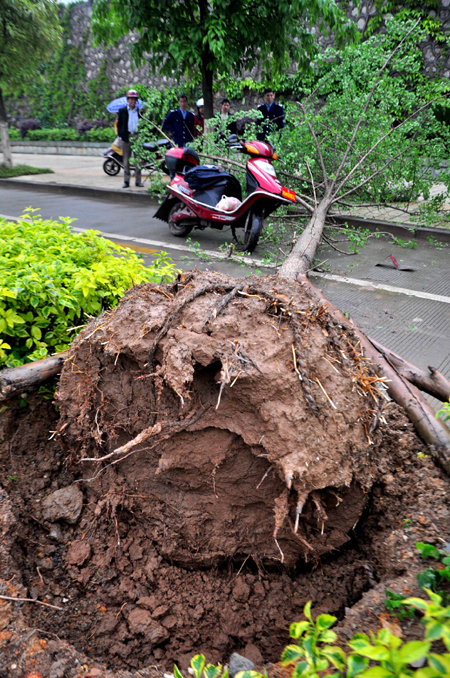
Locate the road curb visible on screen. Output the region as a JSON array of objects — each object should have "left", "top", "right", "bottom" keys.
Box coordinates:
[
  {"left": 0, "top": 178, "right": 158, "bottom": 207},
  {"left": 329, "top": 214, "right": 450, "bottom": 243},
  {"left": 2, "top": 178, "right": 450, "bottom": 243}
]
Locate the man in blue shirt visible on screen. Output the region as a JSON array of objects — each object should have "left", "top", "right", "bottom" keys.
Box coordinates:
[
  {"left": 117, "top": 89, "right": 144, "bottom": 188},
  {"left": 162, "top": 94, "right": 196, "bottom": 148},
  {"left": 257, "top": 88, "right": 285, "bottom": 141}
]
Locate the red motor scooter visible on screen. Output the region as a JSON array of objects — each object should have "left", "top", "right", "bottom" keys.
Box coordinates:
[{"left": 154, "top": 135, "right": 296, "bottom": 253}]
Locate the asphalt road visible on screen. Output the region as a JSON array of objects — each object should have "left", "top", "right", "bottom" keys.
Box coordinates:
[{"left": 1, "top": 183, "right": 449, "bottom": 407}]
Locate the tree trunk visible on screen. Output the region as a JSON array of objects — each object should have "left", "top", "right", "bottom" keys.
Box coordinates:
[
  {"left": 279, "top": 197, "right": 332, "bottom": 279},
  {"left": 368, "top": 337, "right": 450, "bottom": 403},
  {"left": 0, "top": 351, "right": 69, "bottom": 401},
  {"left": 0, "top": 85, "right": 13, "bottom": 169},
  {"left": 201, "top": 56, "right": 214, "bottom": 120}
]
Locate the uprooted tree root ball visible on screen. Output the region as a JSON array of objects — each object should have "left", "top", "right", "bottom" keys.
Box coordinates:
[
  {"left": 57, "top": 271, "right": 388, "bottom": 567},
  {"left": 2, "top": 270, "right": 449, "bottom": 675}
]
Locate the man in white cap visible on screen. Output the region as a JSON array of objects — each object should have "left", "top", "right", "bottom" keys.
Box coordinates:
[{"left": 117, "top": 89, "right": 144, "bottom": 188}]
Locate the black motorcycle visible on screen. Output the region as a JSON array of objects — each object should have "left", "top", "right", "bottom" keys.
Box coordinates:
[{"left": 102, "top": 139, "right": 172, "bottom": 176}]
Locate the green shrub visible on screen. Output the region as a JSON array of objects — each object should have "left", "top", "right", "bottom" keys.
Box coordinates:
[
  {"left": 0, "top": 210, "right": 178, "bottom": 367},
  {"left": 26, "top": 128, "right": 78, "bottom": 141},
  {"left": 8, "top": 127, "right": 21, "bottom": 140},
  {"left": 82, "top": 126, "right": 115, "bottom": 142}
]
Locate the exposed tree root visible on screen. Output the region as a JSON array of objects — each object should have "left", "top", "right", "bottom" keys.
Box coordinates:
[{"left": 298, "top": 274, "right": 450, "bottom": 472}]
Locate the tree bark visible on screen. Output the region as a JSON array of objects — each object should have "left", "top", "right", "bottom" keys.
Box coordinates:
[
  {"left": 278, "top": 197, "right": 332, "bottom": 279},
  {"left": 0, "top": 85, "right": 13, "bottom": 168},
  {"left": 201, "top": 56, "right": 214, "bottom": 120},
  {"left": 0, "top": 351, "right": 69, "bottom": 401},
  {"left": 297, "top": 275, "right": 450, "bottom": 472},
  {"left": 368, "top": 337, "right": 450, "bottom": 403}
]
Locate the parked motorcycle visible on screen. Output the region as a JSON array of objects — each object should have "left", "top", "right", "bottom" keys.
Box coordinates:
[
  {"left": 102, "top": 139, "right": 172, "bottom": 176},
  {"left": 154, "top": 135, "right": 296, "bottom": 253}
]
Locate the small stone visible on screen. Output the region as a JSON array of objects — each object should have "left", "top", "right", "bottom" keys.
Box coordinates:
[
  {"left": 127, "top": 608, "right": 169, "bottom": 645},
  {"left": 229, "top": 653, "right": 255, "bottom": 677},
  {"left": 65, "top": 540, "right": 91, "bottom": 567},
  {"left": 152, "top": 604, "right": 169, "bottom": 619},
  {"left": 49, "top": 524, "right": 63, "bottom": 541},
  {"left": 42, "top": 485, "right": 83, "bottom": 524}
]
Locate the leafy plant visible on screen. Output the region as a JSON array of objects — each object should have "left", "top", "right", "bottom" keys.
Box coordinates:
[
  {"left": 0, "top": 210, "right": 178, "bottom": 367},
  {"left": 174, "top": 654, "right": 229, "bottom": 678},
  {"left": 436, "top": 400, "right": 450, "bottom": 423},
  {"left": 385, "top": 590, "right": 415, "bottom": 620}
]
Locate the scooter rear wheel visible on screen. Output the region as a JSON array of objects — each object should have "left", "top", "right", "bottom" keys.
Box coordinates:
[
  {"left": 168, "top": 201, "right": 194, "bottom": 237},
  {"left": 244, "top": 212, "right": 264, "bottom": 253},
  {"left": 103, "top": 158, "right": 121, "bottom": 176}
]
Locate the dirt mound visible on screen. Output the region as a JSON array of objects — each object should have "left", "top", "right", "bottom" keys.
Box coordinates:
[
  {"left": 56, "top": 271, "right": 385, "bottom": 567},
  {"left": 1, "top": 266, "right": 449, "bottom": 674}
]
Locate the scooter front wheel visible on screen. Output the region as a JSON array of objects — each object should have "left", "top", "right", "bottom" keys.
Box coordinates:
[
  {"left": 103, "top": 158, "right": 121, "bottom": 176},
  {"left": 168, "top": 201, "right": 194, "bottom": 237},
  {"left": 244, "top": 212, "right": 264, "bottom": 253}
]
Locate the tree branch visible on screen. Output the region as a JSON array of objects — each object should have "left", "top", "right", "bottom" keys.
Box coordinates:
[{"left": 329, "top": 18, "right": 421, "bottom": 193}]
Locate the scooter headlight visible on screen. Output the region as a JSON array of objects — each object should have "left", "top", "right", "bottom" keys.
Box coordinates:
[{"left": 253, "top": 159, "right": 277, "bottom": 178}]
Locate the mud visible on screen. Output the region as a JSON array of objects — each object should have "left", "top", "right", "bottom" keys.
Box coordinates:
[{"left": 0, "top": 271, "right": 449, "bottom": 677}]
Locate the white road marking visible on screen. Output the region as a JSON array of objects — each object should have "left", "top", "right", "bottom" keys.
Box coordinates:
[
  {"left": 311, "top": 272, "right": 450, "bottom": 305},
  {"left": 2, "top": 213, "right": 449, "bottom": 304}
]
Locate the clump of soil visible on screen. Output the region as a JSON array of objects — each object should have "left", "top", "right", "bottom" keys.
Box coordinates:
[
  {"left": 57, "top": 271, "right": 386, "bottom": 566},
  {"left": 0, "top": 270, "right": 449, "bottom": 677}
]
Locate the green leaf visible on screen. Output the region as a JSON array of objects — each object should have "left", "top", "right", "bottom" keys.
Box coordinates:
[
  {"left": 281, "top": 645, "right": 305, "bottom": 665},
  {"left": 358, "top": 668, "right": 394, "bottom": 678},
  {"left": 428, "top": 653, "right": 450, "bottom": 674},
  {"left": 319, "top": 630, "right": 338, "bottom": 643},
  {"left": 31, "top": 326, "right": 42, "bottom": 340},
  {"left": 424, "top": 622, "right": 444, "bottom": 642},
  {"left": 234, "top": 672, "right": 263, "bottom": 678},
  {"left": 174, "top": 664, "right": 184, "bottom": 678},
  {"left": 350, "top": 645, "right": 390, "bottom": 661},
  {"left": 321, "top": 646, "right": 346, "bottom": 670},
  {"left": 316, "top": 614, "right": 337, "bottom": 631},
  {"left": 416, "top": 542, "right": 442, "bottom": 560},
  {"left": 190, "top": 655, "right": 205, "bottom": 678},
  {"left": 204, "top": 665, "right": 221, "bottom": 678},
  {"left": 346, "top": 654, "right": 369, "bottom": 678},
  {"left": 290, "top": 621, "right": 310, "bottom": 639},
  {"left": 399, "top": 641, "right": 430, "bottom": 663},
  {"left": 303, "top": 601, "right": 312, "bottom": 621}
]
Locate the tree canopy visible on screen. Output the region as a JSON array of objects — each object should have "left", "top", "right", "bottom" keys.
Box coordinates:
[
  {"left": 91, "top": 0, "right": 357, "bottom": 118},
  {"left": 0, "top": 0, "right": 62, "bottom": 92},
  {"left": 0, "top": 0, "right": 62, "bottom": 166}
]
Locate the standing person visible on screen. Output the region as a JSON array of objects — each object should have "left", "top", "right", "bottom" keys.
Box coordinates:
[
  {"left": 218, "top": 98, "right": 237, "bottom": 136},
  {"left": 257, "top": 88, "right": 285, "bottom": 141},
  {"left": 194, "top": 97, "right": 204, "bottom": 137},
  {"left": 117, "top": 89, "right": 144, "bottom": 189},
  {"left": 162, "top": 94, "right": 196, "bottom": 147}
]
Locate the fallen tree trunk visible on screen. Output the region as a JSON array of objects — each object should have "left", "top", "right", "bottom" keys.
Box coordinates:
[
  {"left": 0, "top": 351, "right": 69, "bottom": 401},
  {"left": 368, "top": 337, "right": 450, "bottom": 403},
  {"left": 298, "top": 274, "right": 450, "bottom": 472}
]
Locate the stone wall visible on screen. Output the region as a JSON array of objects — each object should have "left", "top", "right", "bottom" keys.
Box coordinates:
[
  {"left": 65, "top": 0, "right": 450, "bottom": 103},
  {"left": 7, "top": 0, "right": 450, "bottom": 124}
]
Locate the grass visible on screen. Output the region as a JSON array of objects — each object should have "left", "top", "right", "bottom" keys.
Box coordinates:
[{"left": 0, "top": 164, "right": 54, "bottom": 179}]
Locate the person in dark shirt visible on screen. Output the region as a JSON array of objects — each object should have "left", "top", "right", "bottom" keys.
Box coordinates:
[
  {"left": 257, "top": 88, "right": 285, "bottom": 141},
  {"left": 162, "top": 94, "right": 196, "bottom": 147}
]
